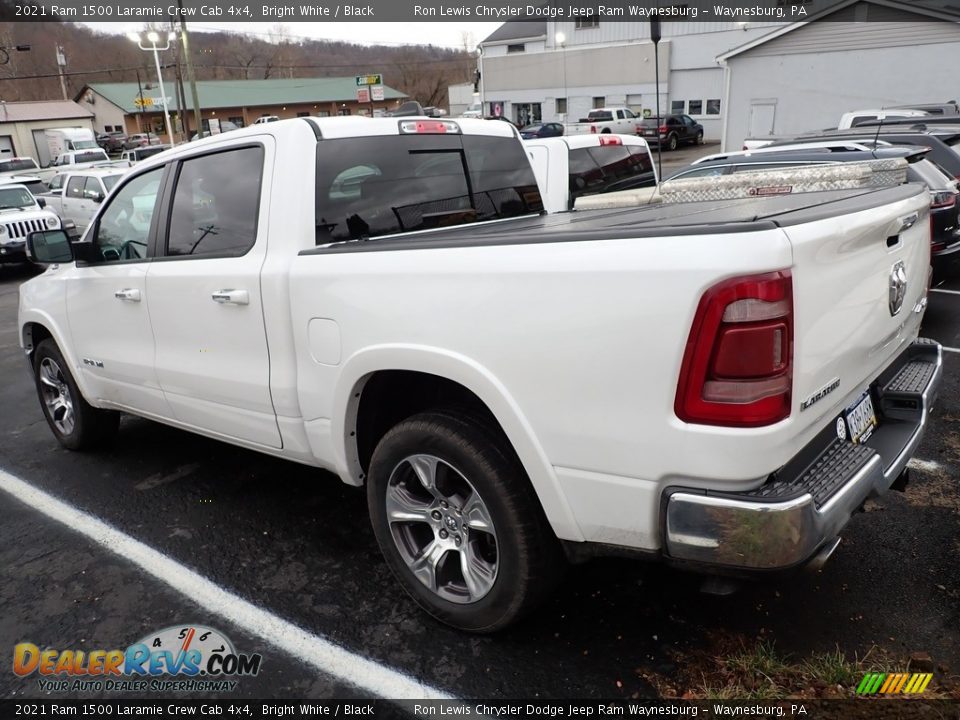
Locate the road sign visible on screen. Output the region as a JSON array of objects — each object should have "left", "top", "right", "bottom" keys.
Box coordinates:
[
  {"left": 356, "top": 87, "right": 370, "bottom": 104},
  {"left": 355, "top": 74, "right": 382, "bottom": 87},
  {"left": 371, "top": 85, "right": 385, "bottom": 101}
]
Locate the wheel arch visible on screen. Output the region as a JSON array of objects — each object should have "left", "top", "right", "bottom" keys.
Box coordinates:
[{"left": 332, "top": 345, "right": 584, "bottom": 542}]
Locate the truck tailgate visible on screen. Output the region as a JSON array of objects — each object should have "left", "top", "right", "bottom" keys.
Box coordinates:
[{"left": 777, "top": 184, "right": 931, "bottom": 435}]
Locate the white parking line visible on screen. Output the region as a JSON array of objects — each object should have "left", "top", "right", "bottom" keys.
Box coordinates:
[
  {"left": 931, "top": 288, "right": 960, "bottom": 295},
  {"left": 0, "top": 468, "right": 451, "bottom": 700}
]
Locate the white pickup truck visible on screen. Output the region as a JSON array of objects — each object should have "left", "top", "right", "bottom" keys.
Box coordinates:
[
  {"left": 565, "top": 107, "right": 642, "bottom": 136},
  {"left": 0, "top": 156, "right": 58, "bottom": 184},
  {"left": 42, "top": 168, "right": 126, "bottom": 234},
  {"left": 51, "top": 149, "right": 129, "bottom": 171},
  {"left": 524, "top": 134, "right": 657, "bottom": 213},
  {"left": 18, "top": 117, "right": 942, "bottom": 632}
]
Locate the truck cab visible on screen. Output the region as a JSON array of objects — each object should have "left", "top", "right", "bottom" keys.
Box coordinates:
[{"left": 524, "top": 134, "right": 657, "bottom": 212}]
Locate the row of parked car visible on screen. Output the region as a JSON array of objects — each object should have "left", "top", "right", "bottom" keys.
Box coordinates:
[{"left": 659, "top": 109, "right": 960, "bottom": 278}]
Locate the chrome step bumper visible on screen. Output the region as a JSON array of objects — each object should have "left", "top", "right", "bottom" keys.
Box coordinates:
[{"left": 662, "top": 339, "right": 942, "bottom": 571}]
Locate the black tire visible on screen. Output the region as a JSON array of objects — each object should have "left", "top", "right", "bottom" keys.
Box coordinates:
[
  {"left": 695, "top": 131, "right": 704, "bottom": 145},
  {"left": 667, "top": 133, "right": 679, "bottom": 151},
  {"left": 32, "top": 338, "right": 119, "bottom": 451},
  {"left": 367, "top": 411, "right": 565, "bottom": 632},
  {"left": 600, "top": 128, "right": 612, "bottom": 134}
]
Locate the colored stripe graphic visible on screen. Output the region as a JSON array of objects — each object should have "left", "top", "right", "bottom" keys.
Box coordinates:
[{"left": 856, "top": 672, "right": 933, "bottom": 695}]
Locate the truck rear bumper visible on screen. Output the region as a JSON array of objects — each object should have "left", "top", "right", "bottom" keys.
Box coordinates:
[{"left": 662, "top": 338, "right": 942, "bottom": 571}]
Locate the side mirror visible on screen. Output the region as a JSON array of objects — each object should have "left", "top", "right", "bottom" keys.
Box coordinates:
[
  {"left": 93, "top": 192, "right": 104, "bottom": 203},
  {"left": 26, "top": 229, "right": 74, "bottom": 265},
  {"left": 36, "top": 197, "right": 46, "bottom": 208}
]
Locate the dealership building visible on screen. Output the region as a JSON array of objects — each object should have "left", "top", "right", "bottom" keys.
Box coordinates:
[
  {"left": 476, "top": 0, "right": 960, "bottom": 145},
  {"left": 76, "top": 77, "right": 407, "bottom": 142}
]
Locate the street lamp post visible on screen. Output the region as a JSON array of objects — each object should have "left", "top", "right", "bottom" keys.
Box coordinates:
[
  {"left": 555, "top": 31, "right": 567, "bottom": 122},
  {"left": 128, "top": 30, "right": 176, "bottom": 147}
]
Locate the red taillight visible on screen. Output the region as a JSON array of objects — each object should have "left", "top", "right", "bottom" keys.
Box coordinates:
[
  {"left": 599, "top": 135, "right": 622, "bottom": 146},
  {"left": 590, "top": 125, "right": 598, "bottom": 134},
  {"left": 675, "top": 271, "right": 793, "bottom": 427},
  {"left": 658, "top": 125, "right": 668, "bottom": 134}
]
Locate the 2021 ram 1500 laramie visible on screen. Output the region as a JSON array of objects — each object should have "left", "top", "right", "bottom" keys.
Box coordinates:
[{"left": 18, "top": 117, "right": 942, "bottom": 632}]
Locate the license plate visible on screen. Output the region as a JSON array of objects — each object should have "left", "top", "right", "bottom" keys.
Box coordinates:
[
  {"left": 643, "top": 130, "right": 657, "bottom": 136},
  {"left": 844, "top": 391, "right": 878, "bottom": 444}
]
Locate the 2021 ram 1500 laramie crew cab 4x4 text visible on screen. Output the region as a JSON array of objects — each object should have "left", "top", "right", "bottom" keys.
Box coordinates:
[{"left": 18, "top": 117, "right": 942, "bottom": 631}]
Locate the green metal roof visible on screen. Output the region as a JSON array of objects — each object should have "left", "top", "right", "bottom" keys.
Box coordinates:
[{"left": 84, "top": 77, "right": 407, "bottom": 114}]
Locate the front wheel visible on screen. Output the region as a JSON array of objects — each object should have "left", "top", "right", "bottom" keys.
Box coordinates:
[
  {"left": 367, "top": 411, "right": 565, "bottom": 632},
  {"left": 695, "top": 131, "right": 704, "bottom": 145},
  {"left": 32, "top": 339, "right": 119, "bottom": 450}
]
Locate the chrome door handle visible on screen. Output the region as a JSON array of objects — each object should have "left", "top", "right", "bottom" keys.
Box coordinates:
[
  {"left": 211, "top": 289, "right": 249, "bottom": 305},
  {"left": 113, "top": 288, "right": 141, "bottom": 302}
]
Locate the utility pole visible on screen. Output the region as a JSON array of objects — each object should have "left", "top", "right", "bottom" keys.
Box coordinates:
[
  {"left": 177, "top": 1, "right": 203, "bottom": 137},
  {"left": 136, "top": 68, "right": 146, "bottom": 133},
  {"left": 55, "top": 45, "right": 68, "bottom": 100}
]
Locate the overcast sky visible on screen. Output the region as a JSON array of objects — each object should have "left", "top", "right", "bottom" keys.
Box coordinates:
[{"left": 82, "top": 22, "right": 502, "bottom": 50}]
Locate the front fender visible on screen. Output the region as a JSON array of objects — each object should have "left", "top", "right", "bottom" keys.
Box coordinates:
[{"left": 332, "top": 344, "right": 585, "bottom": 543}]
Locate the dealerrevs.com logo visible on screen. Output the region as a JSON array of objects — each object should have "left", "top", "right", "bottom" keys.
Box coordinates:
[{"left": 13, "top": 625, "right": 262, "bottom": 693}]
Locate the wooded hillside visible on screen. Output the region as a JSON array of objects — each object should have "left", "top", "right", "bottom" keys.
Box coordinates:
[{"left": 0, "top": 21, "right": 476, "bottom": 108}]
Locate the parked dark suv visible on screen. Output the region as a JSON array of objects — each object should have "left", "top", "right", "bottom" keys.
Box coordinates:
[{"left": 637, "top": 114, "right": 704, "bottom": 150}]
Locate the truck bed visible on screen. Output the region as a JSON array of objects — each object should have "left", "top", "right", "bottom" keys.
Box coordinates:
[{"left": 304, "top": 185, "right": 925, "bottom": 255}]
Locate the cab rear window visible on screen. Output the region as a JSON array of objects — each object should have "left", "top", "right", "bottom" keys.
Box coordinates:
[
  {"left": 567, "top": 145, "right": 656, "bottom": 206},
  {"left": 315, "top": 134, "right": 543, "bottom": 243}
]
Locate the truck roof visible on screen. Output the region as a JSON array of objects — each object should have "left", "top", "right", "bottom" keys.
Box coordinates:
[
  {"left": 524, "top": 134, "right": 650, "bottom": 151},
  {"left": 54, "top": 167, "right": 127, "bottom": 177}
]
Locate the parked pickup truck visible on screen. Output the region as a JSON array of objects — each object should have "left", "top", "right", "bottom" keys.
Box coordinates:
[
  {"left": 565, "top": 107, "right": 641, "bottom": 135},
  {"left": 41, "top": 168, "right": 126, "bottom": 234},
  {"left": 18, "top": 117, "right": 942, "bottom": 632},
  {"left": 525, "top": 134, "right": 657, "bottom": 213},
  {"left": 51, "top": 149, "right": 129, "bottom": 171},
  {"left": 0, "top": 157, "right": 57, "bottom": 184},
  {"left": 0, "top": 183, "right": 62, "bottom": 264}
]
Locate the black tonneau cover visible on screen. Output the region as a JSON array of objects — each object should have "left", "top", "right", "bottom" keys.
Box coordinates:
[{"left": 302, "top": 185, "right": 926, "bottom": 255}]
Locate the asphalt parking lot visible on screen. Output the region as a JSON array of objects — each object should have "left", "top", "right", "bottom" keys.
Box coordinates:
[{"left": 0, "top": 239, "right": 958, "bottom": 702}]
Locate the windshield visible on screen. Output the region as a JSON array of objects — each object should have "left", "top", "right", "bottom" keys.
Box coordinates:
[
  {"left": 72, "top": 140, "right": 99, "bottom": 150},
  {"left": 0, "top": 159, "right": 39, "bottom": 172},
  {"left": 103, "top": 175, "right": 122, "bottom": 193},
  {"left": 315, "top": 133, "right": 543, "bottom": 243},
  {"left": 0, "top": 187, "right": 37, "bottom": 209}
]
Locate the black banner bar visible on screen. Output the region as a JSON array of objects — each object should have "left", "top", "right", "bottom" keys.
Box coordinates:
[
  {"left": 4, "top": 700, "right": 960, "bottom": 719},
  {"left": 3, "top": 0, "right": 958, "bottom": 23}
]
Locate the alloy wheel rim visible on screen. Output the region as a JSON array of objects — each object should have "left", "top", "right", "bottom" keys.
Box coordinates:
[
  {"left": 385, "top": 453, "right": 499, "bottom": 604},
  {"left": 38, "top": 357, "right": 75, "bottom": 436}
]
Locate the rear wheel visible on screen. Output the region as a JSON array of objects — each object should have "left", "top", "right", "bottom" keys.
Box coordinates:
[
  {"left": 367, "top": 411, "right": 565, "bottom": 632},
  {"left": 667, "top": 133, "right": 679, "bottom": 151},
  {"left": 32, "top": 339, "right": 119, "bottom": 450}
]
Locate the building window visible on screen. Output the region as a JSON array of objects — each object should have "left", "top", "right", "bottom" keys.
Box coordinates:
[
  {"left": 671, "top": 100, "right": 685, "bottom": 114},
  {"left": 316, "top": 111, "right": 330, "bottom": 117},
  {"left": 507, "top": 43, "right": 525, "bottom": 53},
  {"left": 297, "top": 111, "right": 310, "bottom": 117},
  {"left": 706, "top": 99, "right": 721, "bottom": 115},
  {"left": 338, "top": 108, "right": 351, "bottom": 116},
  {"left": 592, "top": 96, "right": 605, "bottom": 109},
  {"left": 688, "top": 100, "right": 703, "bottom": 115},
  {"left": 228, "top": 117, "right": 245, "bottom": 128},
  {"left": 556, "top": 98, "right": 567, "bottom": 115},
  {"left": 576, "top": 18, "right": 599, "bottom": 29}
]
